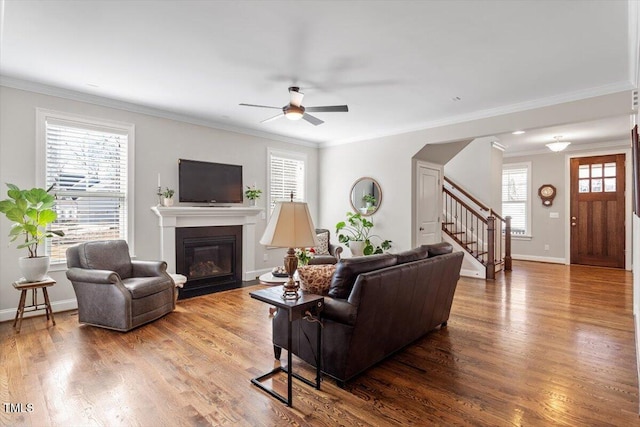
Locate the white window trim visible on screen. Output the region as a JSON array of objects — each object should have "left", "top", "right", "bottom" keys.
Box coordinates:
[
  {"left": 36, "top": 108, "right": 136, "bottom": 267},
  {"left": 502, "top": 161, "right": 532, "bottom": 238}
]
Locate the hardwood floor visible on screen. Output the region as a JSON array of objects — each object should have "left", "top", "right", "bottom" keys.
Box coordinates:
[{"left": 1, "top": 261, "right": 638, "bottom": 426}]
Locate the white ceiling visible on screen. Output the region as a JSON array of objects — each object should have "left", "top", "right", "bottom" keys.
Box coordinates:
[{"left": 0, "top": 0, "right": 636, "bottom": 152}]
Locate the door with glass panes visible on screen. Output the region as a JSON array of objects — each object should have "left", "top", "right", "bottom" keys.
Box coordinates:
[{"left": 570, "top": 154, "right": 625, "bottom": 268}]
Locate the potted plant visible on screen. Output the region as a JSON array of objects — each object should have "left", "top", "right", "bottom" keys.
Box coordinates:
[
  {"left": 162, "top": 187, "right": 175, "bottom": 207},
  {"left": 336, "top": 212, "right": 391, "bottom": 256},
  {"left": 0, "top": 183, "right": 64, "bottom": 281},
  {"left": 363, "top": 194, "right": 376, "bottom": 207},
  {"left": 245, "top": 186, "right": 262, "bottom": 206}
]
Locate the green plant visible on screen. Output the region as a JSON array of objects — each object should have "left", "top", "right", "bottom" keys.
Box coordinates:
[
  {"left": 0, "top": 183, "right": 64, "bottom": 258},
  {"left": 162, "top": 187, "right": 175, "bottom": 198},
  {"left": 336, "top": 212, "right": 391, "bottom": 255},
  {"left": 245, "top": 186, "right": 262, "bottom": 200},
  {"left": 363, "top": 194, "right": 376, "bottom": 205}
]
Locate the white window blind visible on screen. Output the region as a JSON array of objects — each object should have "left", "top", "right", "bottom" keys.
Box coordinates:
[
  {"left": 502, "top": 163, "right": 530, "bottom": 236},
  {"left": 268, "top": 150, "right": 306, "bottom": 212},
  {"left": 44, "top": 118, "right": 130, "bottom": 263}
]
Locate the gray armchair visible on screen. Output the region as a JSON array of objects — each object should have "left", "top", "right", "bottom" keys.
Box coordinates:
[
  {"left": 66, "top": 240, "right": 175, "bottom": 332},
  {"left": 309, "top": 228, "right": 343, "bottom": 265}
]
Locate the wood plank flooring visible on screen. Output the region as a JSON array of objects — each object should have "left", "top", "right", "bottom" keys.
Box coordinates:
[{"left": 1, "top": 261, "right": 638, "bottom": 426}]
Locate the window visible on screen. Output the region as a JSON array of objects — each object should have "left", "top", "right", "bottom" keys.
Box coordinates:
[
  {"left": 267, "top": 149, "right": 306, "bottom": 212},
  {"left": 502, "top": 162, "right": 531, "bottom": 236},
  {"left": 37, "top": 110, "right": 134, "bottom": 263},
  {"left": 578, "top": 162, "right": 617, "bottom": 193}
]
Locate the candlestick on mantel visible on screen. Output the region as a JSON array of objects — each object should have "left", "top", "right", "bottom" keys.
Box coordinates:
[{"left": 157, "top": 173, "right": 161, "bottom": 187}]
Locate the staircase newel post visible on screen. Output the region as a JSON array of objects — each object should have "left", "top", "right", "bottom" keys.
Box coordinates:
[
  {"left": 504, "top": 216, "right": 512, "bottom": 271},
  {"left": 486, "top": 216, "right": 496, "bottom": 280}
]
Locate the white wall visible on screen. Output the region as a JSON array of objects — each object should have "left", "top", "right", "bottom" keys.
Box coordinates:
[
  {"left": 319, "top": 90, "right": 633, "bottom": 256},
  {"left": 0, "top": 86, "right": 318, "bottom": 319}
]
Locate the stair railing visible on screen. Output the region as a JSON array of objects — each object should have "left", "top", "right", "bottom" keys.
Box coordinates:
[{"left": 442, "top": 177, "right": 512, "bottom": 279}]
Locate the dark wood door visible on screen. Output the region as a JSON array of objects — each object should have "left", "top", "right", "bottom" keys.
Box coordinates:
[{"left": 570, "top": 154, "right": 625, "bottom": 268}]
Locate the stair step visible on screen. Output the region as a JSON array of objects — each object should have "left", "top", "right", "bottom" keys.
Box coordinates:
[
  {"left": 443, "top": 222, "right": 454, "bottom": 225},
  {"left": 450, "top": 231, "right": 465, "bottom": 235},
  {"left": 462, "top": 241, "right": 477, "bottom": 246}
]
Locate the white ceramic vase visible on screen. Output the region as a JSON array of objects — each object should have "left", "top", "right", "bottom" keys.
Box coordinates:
[
  {"left": 349, "top": 241, "right": 366, "bottom": 257},
  {"left": 162, "top": 197, "right": 174, "bottom": 207},
  {"left": 19, "top": 256, "right": 50, "bottom": 282}
]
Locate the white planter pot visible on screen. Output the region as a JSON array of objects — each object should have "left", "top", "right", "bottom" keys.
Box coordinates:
[
  {"left": 162, "top": 197, "right": 174, "bottom": 207},
  {"left": 19, "top": 256, "right": 50, "bottom": 282},
  {"left": 349, "top": 241, "right": 366, "bottom": 257}
]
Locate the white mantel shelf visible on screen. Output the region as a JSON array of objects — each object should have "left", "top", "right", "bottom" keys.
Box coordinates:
[{"left": 151, "top": 205, "right": 264, "bottom": 280}]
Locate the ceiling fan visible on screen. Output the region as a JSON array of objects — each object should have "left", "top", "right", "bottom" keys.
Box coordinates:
[{"left": 239, "top": 86, "right": 348, "bottom": 126}]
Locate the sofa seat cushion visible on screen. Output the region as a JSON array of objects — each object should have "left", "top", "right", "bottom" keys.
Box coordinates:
[
  {"left": 122, "top": 276, "right": 172, "bottom": 299},
  {"left": 396, "top": 246, "right": 429, "bottom": 264},
  {"left": 422, "top": 242, "right": 454, "bottom": 257},
  {"left": 328, "top": 253, "right": 397, "bottom": 299},
  {"left": 78, "top": 240, "right": 133, "bottom": 279},
  {"left": 298, "top": 264, "right": 336, "bottom": 295}
]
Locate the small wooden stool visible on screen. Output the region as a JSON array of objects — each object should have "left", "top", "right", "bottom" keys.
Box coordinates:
[{"left": 12, "top": 277, "right": 56, "bottom": 333}]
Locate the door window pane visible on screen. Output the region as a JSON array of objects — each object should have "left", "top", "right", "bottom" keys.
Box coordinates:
[
  {"left": 579, "top": 179, "right": 590, "bottom": 193},
  {"left": 604, "top": 178, "right": 616, "bottom": 192},
  {"left": 579, "top": 165, "right": 590, "bottom": 178},
  {"left": 604, "top": 163, "right": 616, "bottom": 177},
  {"left": 591, "top": 164, "right": 602, "bottom": 178},
  {"left": 591, "top": 179, "right": 602, "bottom": 192}
]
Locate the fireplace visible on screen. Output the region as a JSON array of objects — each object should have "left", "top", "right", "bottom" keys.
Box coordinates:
[{"left": 176, "top": 226, "right": 242, "bottom": 299}]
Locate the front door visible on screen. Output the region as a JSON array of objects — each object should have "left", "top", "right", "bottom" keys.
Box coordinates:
[
  {"left": 416, "top": 162, "right": 442, "bottom": 245},
  {"left": 570, "top": 154, "right": 625, "bottom": 268}
]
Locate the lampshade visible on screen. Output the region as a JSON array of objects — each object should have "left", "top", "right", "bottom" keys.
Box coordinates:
[{"left": 260, "top": 201, "right": 318, "bottom": 248}]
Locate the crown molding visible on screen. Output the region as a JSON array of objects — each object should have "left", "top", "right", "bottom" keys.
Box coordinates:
[
  {"left": 503, "top": 139, "right": 630, "bottom": 158},
  {"left": 320, "top": 81, "right": 634, "bottom": 148},
  {"left": 0, "top": 76, "right": 319, "bottom": 148}
]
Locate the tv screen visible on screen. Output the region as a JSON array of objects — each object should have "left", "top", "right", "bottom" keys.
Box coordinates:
[{"left": 178, "top": 159, "right": 243, "bottom": 203}]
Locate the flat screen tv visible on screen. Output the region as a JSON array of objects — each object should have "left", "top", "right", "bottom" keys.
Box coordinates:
[{"left": 178, "top": 159, "right": 243, "bottom": 203}]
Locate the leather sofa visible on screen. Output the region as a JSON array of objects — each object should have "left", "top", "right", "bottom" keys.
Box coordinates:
[
  {"left": 272, "top": 242, "right": 463, "bottom": 384},
  {"left": 66, "top": 240, "right": 175, "bottom": 331}
]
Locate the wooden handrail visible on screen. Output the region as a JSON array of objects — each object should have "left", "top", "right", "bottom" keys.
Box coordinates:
[
  {"left": 443, "top": 187, "right": 488, "bottom": 225},
  {"left": 444, "top": 176, "right": 490, "bottom": 212}
]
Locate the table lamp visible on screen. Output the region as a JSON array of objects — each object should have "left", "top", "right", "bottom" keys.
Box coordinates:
[{"left": 260, "top": 200, "right": 318, "bottom": 299}]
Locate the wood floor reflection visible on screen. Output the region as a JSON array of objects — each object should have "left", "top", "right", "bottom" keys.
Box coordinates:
[{"left": 1, "top": 261, "right": 637, "bottom": 426}]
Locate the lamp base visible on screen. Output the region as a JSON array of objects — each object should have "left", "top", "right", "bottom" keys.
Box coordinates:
[{"left": 282, "top": 247, "right": 300, "bottom": 300}]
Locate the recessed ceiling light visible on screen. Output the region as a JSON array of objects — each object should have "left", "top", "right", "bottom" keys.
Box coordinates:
[
  {"left": 451, "top": 96, "right": 462, "bottom": 102},
  {"left": 512, "top": 130, "right": 525, "bottom": 135}
]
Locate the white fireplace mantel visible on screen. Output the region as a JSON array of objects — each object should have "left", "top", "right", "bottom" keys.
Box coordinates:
[{"left": 151, "top": 206, "right": 264, "bottom": 280}]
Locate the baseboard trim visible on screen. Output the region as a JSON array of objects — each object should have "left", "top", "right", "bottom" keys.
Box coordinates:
[
  {"left": 511, "top": 254, "right": 566, "bottom": 264},
  {"left": 0, "top": 298, "right": 78, "bottom": 323},
  {"left": 460, "top": 268, "right": 486, "bottom": 279}
]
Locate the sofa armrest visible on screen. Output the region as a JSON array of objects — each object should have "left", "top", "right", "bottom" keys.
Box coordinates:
[
  {"left": 66, "top": 267, "right": 119, "bottom": 284},
  {"left": 131, "top": 260, "right": 167, "bottom": 277},
  {"left": 322, "top": 296, "right": 357, "bottom": 326},
  {"left": 329, "top": 244, "right": 343, "bottom": 261}
]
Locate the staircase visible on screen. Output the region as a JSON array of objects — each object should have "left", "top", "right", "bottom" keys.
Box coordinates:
[{"left": 442, "top": 177, "right": 512, "bottom": 279}]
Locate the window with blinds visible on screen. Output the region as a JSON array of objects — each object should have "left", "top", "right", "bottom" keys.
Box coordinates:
[
  {"left": 41, "top": 114, "right": 132, "bottom": 263},
  {"left": 268, "top": 150, "right": 306, "bottom": 212},
  {"left": 502, "top": 163, "right": 531, "bottom": 236}
]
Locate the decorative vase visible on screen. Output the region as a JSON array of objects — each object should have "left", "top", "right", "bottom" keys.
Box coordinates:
[
  {"left": 162, "top": 197, "right": 174, "bottom": 207},
  {"left": 249, "top": 199, "right": 257, "bottom": 206},
  {"left": 349, "top": 241, "right": 366, "bottom": 257},
  {"left": 19, "top": 256, "right": 50, "bottom": 282}
]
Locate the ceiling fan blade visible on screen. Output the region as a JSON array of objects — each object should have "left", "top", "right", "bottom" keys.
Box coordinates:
[
  {"left": 302, "top": 113, "right": 324, "bottom": 126},
  {"left": 305, "top": 105, "right": 349, "bottom": 113},
  {"left": 239, "top": 103, "right": 281, "bottom": 109},
  {"left": 260, "top": 113, "right": 284, "bottom": 123},
  {"left": 289, "top": 89, "right": 304, "bottom": 107}
]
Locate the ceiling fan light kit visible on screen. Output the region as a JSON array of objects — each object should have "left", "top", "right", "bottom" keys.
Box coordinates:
[{"left": 240, "top": 86, "right": 348, "bottom": 126}]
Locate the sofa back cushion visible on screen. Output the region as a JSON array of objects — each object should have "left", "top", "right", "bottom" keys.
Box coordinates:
[
  {"left": 395, "top": 246, "right": 430, "bottom": 264},
  {"left": 78, "top": 240, "right": 133, "bottom": 279},
  {"left": 328, "top": 253, "right": 397, "bottom": 299},
  {"left": 422, "top": 242, "right": 453, "bottom": 257}
]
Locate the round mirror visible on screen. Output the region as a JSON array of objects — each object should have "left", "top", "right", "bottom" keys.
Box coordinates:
[{"left": 350, "top": 177, "right": 382, "bottom": 216}]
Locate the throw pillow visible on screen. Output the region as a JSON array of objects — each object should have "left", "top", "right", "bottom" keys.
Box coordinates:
[
  {"left": 315, "top": 231, "right": 330, "bottom": 255},
  {"left": 297, "top": 265, "right": 336, "bottom": 295}
]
